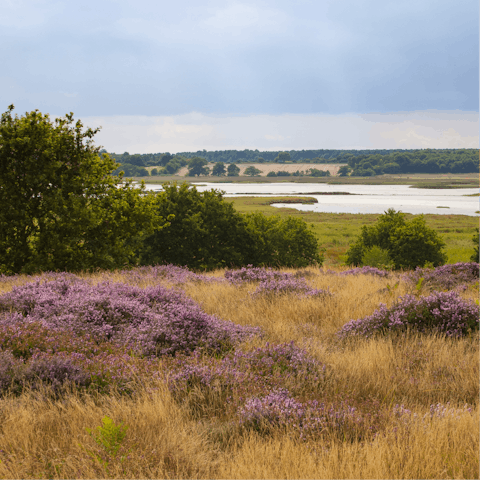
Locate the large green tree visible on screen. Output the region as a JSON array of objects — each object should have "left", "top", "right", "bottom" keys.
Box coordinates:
[
  {"left": 139, "top": 183, "right": 255, "bottom": 270},
  {"left": 346, "top": 209, "right": 447, "bottom": 269},
  {"left": 212, "top": 162, "right": 227, "bottom": 176},
  {"left": 0, "top": 105, "right": 165, "bottom": 274}
]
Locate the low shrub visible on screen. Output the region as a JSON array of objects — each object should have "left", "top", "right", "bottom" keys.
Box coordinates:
[{"left": 338, "top": 291, "right": 479, "bottom": 339}]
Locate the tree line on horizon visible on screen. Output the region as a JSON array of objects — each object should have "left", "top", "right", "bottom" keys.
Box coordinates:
[{"left": 108, "top": 148, "right": 479, "bottom": 177}]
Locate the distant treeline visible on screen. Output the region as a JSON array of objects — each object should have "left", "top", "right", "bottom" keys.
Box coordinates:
[
  {"left": 105, "top": 148, "right": 479, "bottom": 177},
  {"left": 346, "top": 149, "right": 479, "bottom": 176}
]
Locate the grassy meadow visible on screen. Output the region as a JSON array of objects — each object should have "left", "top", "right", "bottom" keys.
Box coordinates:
[{"left": 0, "top": 264, "right": 478, "bottom": 479}]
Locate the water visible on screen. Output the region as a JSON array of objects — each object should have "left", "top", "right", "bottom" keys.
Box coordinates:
[{"left": 143, "top": 182, "right": 479, "bottom": 216}]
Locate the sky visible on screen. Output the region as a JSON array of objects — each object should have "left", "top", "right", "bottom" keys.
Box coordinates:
[{"left": 1, "top": 0, "right": 478, "bottom": 153}]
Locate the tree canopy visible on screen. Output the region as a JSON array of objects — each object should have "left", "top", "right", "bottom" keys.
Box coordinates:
[
  {"left": 0, "top": 105, "right": 165, "bottom": 274},
  {"left": 346, "top": 209, "right": 447, "bottom": 269}
]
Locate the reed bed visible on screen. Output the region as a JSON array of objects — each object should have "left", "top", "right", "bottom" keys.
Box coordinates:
[{"left": 0, "top": 264, "right": 478, "bottom": 479}]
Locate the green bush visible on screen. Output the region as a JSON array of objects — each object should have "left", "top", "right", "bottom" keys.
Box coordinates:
[
  {"left": 361, "top": 245, "right": 393, "bottom": 269},
  {"left": 139, "top": 183, "right": 324, "bottom": 270},
  {"left": 346, "top": 209, "right": 447, "bottom": 270},
  {"left": 244, "top": 213, "right": 324, "bottom": 268},
  {"left": 0, "top": 105, "right": 164, "bottom": 274}
]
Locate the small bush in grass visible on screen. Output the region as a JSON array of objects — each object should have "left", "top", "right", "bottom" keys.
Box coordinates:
[{"left": 338, "top": 291, "right": 479, "bottom": 339}]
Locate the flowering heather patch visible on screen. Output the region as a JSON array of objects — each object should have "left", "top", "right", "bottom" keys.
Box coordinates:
[
  {"left": 225, "top": 265, "right": 296, "bottom": 284},
  {"left": 403, "top": 262, "right": 479, "bottom": 291},
  {"left": 237, "top": 388, "right": 368, "bottom": 441},
  {"left": 338, "top": 291, "right": 479, "bottom": 339},
  {"left": 167, "top": 342, "right": 326, "bottom": 414},
  {"left": 339, "top": 266, "right": 390, "bottom": 277},
  {"left": 114, "top": 264, "right": 222, "bottom": 285},
  {"left": 0, "top": 279, "right": 260, "bottom": 357},
  {"left": 251, "top": 277, "right": 332, "bottom": 299}
]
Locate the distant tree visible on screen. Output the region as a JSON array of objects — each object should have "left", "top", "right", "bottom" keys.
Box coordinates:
[
  {"left": 337, "top": 165, "right": 351, "bottom": 176},
  {"left": 257, "top": 157, "right": 265, "bottom": 163},
  {"left": 244, "top": 166, "right": 262, "bottom": 176},
  {"left": 150, "top": 168, "right": 158, "bottom": 176},
  {"left": 275, "top": 152, "right": 291, "bottom": 163},
  {"left": 308, "top": 168, "right": 330, "bottom": 177},
  {"left": 0, "top": 105, "right": 165, "bottom": 274},
  {"left": 276, "top": 171, "right": 290, "bottom": 176},
  {"left": 266, "top": 171, "right": 277, "bottom": 177},
  {"left": 346, "top": 209, "right": 447, "bottom": 270},
  {"left": 212, "top": 162, "right": 227, "bottom": 176},
  {"left": 187, "top": 157, "right": 209, "bottom": 176},
  {"left": 227, "top": 163, "right": 240, "bottom": 176}
]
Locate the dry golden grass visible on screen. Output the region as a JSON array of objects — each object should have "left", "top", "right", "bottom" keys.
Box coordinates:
[{"left": 0, "top": 266, "right": 478, "bottom": 479}]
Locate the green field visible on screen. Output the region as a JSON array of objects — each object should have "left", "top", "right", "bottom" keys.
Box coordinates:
[{"left": 228, "top": 196, "right": 479, "bottom": 266}]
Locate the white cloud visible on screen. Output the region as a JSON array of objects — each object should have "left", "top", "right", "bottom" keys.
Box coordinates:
[{"left": 83, "top": 110, "right": 479, "bottom": 153}]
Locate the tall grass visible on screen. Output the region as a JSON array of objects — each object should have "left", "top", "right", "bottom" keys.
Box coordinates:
[{"left": 0, "top": 265, "right": 477, "bottom": 479}]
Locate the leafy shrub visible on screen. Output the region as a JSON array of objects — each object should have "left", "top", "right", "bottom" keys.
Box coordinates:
[
  {"left": 346, "top": 209, "right": 447, "bottom": 269},
  {"left": 140, "top": 183, "right": 323, "bottom": 270},
  {"left": 361, "top": 245, "right": 393, "bottom": 269},
  {"left": 245, "top": 213, "right": 324, "bottom": 268},
  {"left": 338, "top": 291, "right": 479, "bottom": 339},
  {"left": 139, "top": 183, "right": 255, "bottom": 270}
]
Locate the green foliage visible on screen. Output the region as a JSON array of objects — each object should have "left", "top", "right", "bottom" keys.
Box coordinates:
[
  {"left": 139, "top": 183, "right": 254, "bottom": 270},
  {"left": 361, "top": 245, "right": 393, "bottom": 269},
  {"left": 274, "top": 152, "right": 291, "bottom": 163},
  {"left": 244, "top": 213, "right": 324, "bottom": 268},
  {"left": 227, "top": 163, "right": 240, "bottom": 176},
  {"left": 139, "top": 183, "right": 323, "bottom": 270},
  {"left": 244, "top": 166, "right": 262, "bottom": 176},
  {"left": 266, "top": 171, "right": 277, "bottom": 177},
  {"left": 187, "top": 157, "right": 209, "bottom": 176},
  {"left": 470, "top": 228, "right": 479, "bottom": 262},
  {"left": 308, "top": 168, "right": 331, "bottom": 177},
  {"left": 0, "top": 105, "right": 164, "bottom": 274},
  {"left": 346, "top": 209, "right": 447, "bottom": 270},
  {"left": 85, "top": 416, "right": 130, "bottom": 471},
  {"left": 337, "top": 165, "right": 351, "bottom": 176},
  {"left": 212, "top": 161, "right": 227, "bottom": 176},
  {"left": 150, "top": 168, "right": 158, "bottom": 176}
]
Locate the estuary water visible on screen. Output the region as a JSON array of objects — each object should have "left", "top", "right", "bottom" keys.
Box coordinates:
[{"left": 143, "top": 182, "right": 479, "bottom": 217}]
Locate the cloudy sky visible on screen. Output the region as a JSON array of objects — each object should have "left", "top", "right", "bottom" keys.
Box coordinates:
[{"left": 1, "top": 0, "right": 478, "bottom": 153}]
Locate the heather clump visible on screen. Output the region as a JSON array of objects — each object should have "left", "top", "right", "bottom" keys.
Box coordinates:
[
  {"left": 403, "top": 262, "right": 479, "bottom": 291},
  {"left": 237, "top": 388, "right": 371, "bottom": 442},
  {"left": 167, "top": 342, "right": 326, "bottom": 417},
  {"left": 115, "top": 264, "right": 221, "bottom": 285},
  {"left": 338, "top": 291, "right": 479, "bottom": 339},
  {"left": 0, "top": 279, "right": 260, "bottom": 357},
  {"left": 339, "top": 266, "right": 390, "bottom": 277},
  {"left": 225, "top": 266, "right": 295, "bottom": 284},
  {"left": 251, "top": 277, "right": 332, "bottom": 299}
]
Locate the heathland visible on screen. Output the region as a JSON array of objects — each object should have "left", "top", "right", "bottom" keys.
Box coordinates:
[{"left": 0, "top": 264, "right": 478, "bottom": 479}]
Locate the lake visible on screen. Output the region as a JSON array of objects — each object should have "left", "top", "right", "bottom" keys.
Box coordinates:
[{"left": 143, "top": 182, "right": 479, "bottom": 217}]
